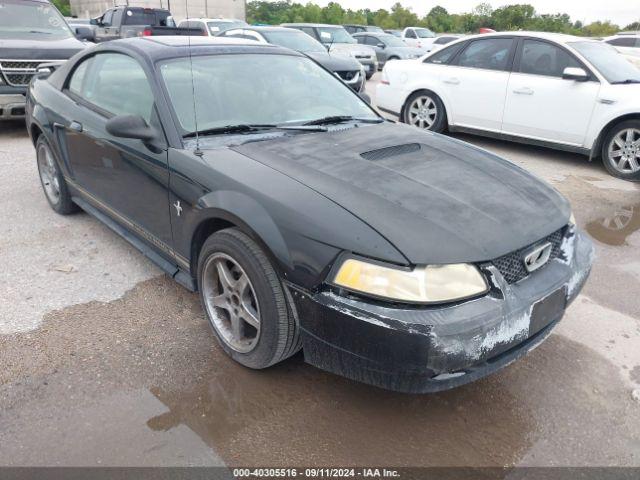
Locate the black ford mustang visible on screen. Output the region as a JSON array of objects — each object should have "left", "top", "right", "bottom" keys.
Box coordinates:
[{"left": 26, "top": 37, "right": 594, "bottom": 393}]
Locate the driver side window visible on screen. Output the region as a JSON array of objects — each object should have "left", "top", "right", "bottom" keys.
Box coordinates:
[
  {"left": 67, "top": 53, "right": 155, "bottom": 122},
  {"left": 406, "top": 29, "right": 416, "bottom": 39},
  {"left": 519, "top": 40, "right": 582, "bottom": 77},
  {"left": 101, "top": 9, "right": 113, "bottom": 26}
]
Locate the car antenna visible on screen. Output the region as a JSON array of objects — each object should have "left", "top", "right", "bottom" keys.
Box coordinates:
[{"left": 185, "top": 0, "right": 203, "bottom": 157}]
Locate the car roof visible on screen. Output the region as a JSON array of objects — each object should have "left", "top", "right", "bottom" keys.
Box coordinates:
[
  {"left": 467, "top": 31, "right": 589, "bottom": 44},
  {"left": 352, "top": 31, "right": 390, "bottom": 36},
  {"left": 99, "top": 36, "right": 301, "bottom": 61},
  {"left": 242, "top": 26, "right": 299, "bottom": 33},
  {"left": 182, "top": 18, "right": 246, "bottom": 23},
  {"left": 282, "top": 23, "right": 346, "bottom": 28}
]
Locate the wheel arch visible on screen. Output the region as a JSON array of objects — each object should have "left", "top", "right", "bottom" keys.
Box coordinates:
[
  {"left": 590, "top": 113, "right": 640, "bottom": 160},
  {"left": 30, "top": 122, "right": 44, "bottom": 146},
  {"left": 400, "top": 87, "right": 449, "bottom": 125},
  {"left": 189, "top": 192, "right": 292, "bottom": 286}
]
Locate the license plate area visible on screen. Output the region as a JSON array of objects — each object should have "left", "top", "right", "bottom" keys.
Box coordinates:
[{"left": 530, "top": 287, "right": 567, "bottom": 336}]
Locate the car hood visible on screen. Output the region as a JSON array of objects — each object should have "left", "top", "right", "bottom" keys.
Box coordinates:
[
  {"left": 329, "top": 43, "right": 374, "bottom": 57},
  {"left": 305, "top": 51, "right": 362, "bottom": 71},
  {"left": 0, "top": 36, "right": 87, "bottom": 59},
  {"left": 389, "top": 46, "right": 425, "bottom": 56},
  {"left": 232, "top": 122, "right": 570, "bottom": 265}
]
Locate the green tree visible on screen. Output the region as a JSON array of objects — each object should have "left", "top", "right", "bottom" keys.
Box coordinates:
[
  {"left": 624, "top": 21, "right": 640, "bottom": 31},
  {"left": 491, "top": 4, "right": 536, "bottom": 31},
  {"left": 389, "top": 2, "right": 419, "bottom": 29},
  {"left": 425, "top": 6, "right": 453, "bottom": 32},
  {"left": 583, "top": 20, "right": 620, "bottom": 37},
  {"left": 52, "top": 0, "right": 70, "bottom": 16}
]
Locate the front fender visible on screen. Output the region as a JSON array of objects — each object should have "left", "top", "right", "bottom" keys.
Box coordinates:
[{"left": 198, "top": 190, "right": 293, "bottom": 271}]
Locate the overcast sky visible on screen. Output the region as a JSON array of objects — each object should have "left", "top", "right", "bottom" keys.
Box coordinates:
[{"left": 309, "top": 0, "right": 639, "bottom": 26}]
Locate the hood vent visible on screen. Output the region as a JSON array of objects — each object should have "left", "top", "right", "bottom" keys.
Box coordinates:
[{"left": 360, "top": 143, "right": 422, "bottom": 161}]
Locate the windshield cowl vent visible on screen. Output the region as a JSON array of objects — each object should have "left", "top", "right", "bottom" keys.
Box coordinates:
[{"left": 360, "top": 143, "right": 423, "bottom": 161}]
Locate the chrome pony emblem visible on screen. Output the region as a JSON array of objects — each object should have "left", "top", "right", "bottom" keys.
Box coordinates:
[
  {"left": 523, "top": 242, "right": 552, "bottom": 273},
  {"left": 173, "top": 200, "right": 183, "bottom": 217}
]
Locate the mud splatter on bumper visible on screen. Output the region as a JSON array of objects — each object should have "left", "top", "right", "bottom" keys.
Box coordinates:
[{"left": 292, "top": 227, "right": 594, "bottom": 393}]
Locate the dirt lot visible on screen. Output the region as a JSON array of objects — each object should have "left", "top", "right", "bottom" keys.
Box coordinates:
[{"left": 1, "top": 77, "right": 639, "bottom": 467}]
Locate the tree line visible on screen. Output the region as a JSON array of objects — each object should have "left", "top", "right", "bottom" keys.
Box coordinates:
[{"left": 248, "top": 1, "right": 640, "bottom": 37}]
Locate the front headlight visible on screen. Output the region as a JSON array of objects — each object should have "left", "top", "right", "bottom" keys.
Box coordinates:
[
  {"left": 332, "top": 257, "right": 488, "bottom": 304},
  {"left": 569, "top": 212, "right": 576, "bottom": 225}
]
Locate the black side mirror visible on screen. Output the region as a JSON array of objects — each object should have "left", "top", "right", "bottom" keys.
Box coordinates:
[
  {"left": 359, "top": 92, "right": 372, "bottom": 105},
  {"left": 106, "top": 115, "right": 158, "bottom": 143},
  {"left": 377, "top": 43, "right": 386, "bottom": 49},
  {"left": 562, "top": 67, "right": 589, "bottom": 82},
  {"left": 75, "top": 26, "right": 94, "bottom": 41}
]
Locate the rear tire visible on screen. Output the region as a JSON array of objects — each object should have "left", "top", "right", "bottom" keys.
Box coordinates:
[
  {"left": 601, "top": 120, "right": 640, "bottom": 181},
  {"left": 197, "top": 228, "right": 300, "bottom": 369},
  {"left": 402, "top": 90, "right": 447, "bottom": 133},
  {"left": 35, "top": 135, "right": 79, "bottom": 215}
]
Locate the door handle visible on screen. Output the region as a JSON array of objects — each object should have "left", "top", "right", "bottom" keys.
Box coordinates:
[
  {"left": 69, "top": 121, "right": 83, "bottom": 132},
  {"left": 443, "top": 77, "right": 460, "bottom": 85},
  {"left": 513, "top": 87, "right": 534, "bottom": 95}
]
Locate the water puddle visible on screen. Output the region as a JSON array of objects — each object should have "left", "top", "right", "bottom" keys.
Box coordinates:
[
  {"left": 1, "top": 277, "right": 639, "bottom": 467},
  {"left": 586, "top": 202, "right": 640, "bottom": 246}
]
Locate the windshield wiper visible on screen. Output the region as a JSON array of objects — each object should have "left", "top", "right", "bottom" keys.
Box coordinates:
[
  {"left": 611, "top": 79, "right": 640, "bottom": 84},
  {"left": 302, "top": 115, "right": 384, "bottom": 126},
  {"left": 183, "top": 123, "right": 327, "bottom": 138},
  {"left": 184, "top": 124, "right": 276, "bottom": 138},
  {"left": 29, "top": 30, "right": 53, "bottom": 35}
]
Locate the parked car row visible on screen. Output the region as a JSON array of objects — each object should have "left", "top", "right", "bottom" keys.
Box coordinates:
[
  {"left": 26, "top": 35, "right": 594, "bottom": 393},
  {"left": 376, "top": 32, "right": 640, "bottom": 180},
  {"left": 216, "top": 26, "right": 366, "bottom": 92}
]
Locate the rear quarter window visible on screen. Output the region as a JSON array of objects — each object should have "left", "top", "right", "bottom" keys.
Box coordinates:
[{"left": 424, "top": 42, "right": 464, "bottom": 64}]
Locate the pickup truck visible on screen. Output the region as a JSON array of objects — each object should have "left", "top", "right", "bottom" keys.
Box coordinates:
[
  {"left": 1, "top": 0, "right": 88, "bottom": 121},
  {"left": 91, "top": 6, "right": 200, "bottom": 42},
  {"left": 400, "top": 27, "right": 438, "bottom": 52}
]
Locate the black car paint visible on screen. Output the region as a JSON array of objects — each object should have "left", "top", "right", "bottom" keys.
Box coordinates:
[{"left": 27, "top": 37, "right": 593, "bottom": 392}]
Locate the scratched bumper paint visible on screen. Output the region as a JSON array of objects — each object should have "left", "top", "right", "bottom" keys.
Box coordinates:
[{"left": 292, "top": 226, "right": 594, "bottom": 393}]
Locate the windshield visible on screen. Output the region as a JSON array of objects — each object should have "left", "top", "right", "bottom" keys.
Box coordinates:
[
  {"left": 207, "top": 20, "right": 247, "bottom": 33},
  {"left": 263, "top": 30, "right": 325, "bottom": 53},
  {"left": 367, "top": 26, "right": 384, "bottom": 33},
  {"left": 0, "top": 0, "right": 73, "bottom": 40},
  {"left": 318, "top": 26, "right": 356, "bottom": 44},
  {"left": 570, "top": 41, "right": 640, "bottom": 83},
  {"left": 160, "top": 54, "right": 377, "bottom": 134},
  {"left": 416, "top": 28, "right": 435, "bottom": 38},
  {"left": 379, "top": 35, "right": 407, "bottom": 47}
]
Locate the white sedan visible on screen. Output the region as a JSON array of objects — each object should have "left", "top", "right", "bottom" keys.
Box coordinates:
[{"left": 376, "top": 32, "right": 640, "bottom": 181}]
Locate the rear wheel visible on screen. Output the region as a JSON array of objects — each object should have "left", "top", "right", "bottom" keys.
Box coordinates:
[
  {"left": 601, "top": 120, "right": 640, "bottom": 181},
  {"left": 197, "top": 228, "right": 300, "bottom": 369},
  {"left": 36, "top": 135, "right": 79, "bottom": 215},
  {"left": 402, "top": 90, "right": 447, "bottom": 133}
]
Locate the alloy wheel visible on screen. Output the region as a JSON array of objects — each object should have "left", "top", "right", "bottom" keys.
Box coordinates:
[
  {"left": 407, "top": 95, "right": 437, "bottom": 129},
  {"left": 608, "top": 128, "right": 640, "bottom": 174},
  {"left": 37, "top": 142, "right": 61, "bottom": 205},
  {"left": 202, "top": 253, "right": 261, "bottom": 353}
]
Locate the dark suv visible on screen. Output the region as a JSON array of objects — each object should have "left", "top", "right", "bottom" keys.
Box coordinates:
[{"left": 0, "top": 0, "right": 87, "bottom": 120}]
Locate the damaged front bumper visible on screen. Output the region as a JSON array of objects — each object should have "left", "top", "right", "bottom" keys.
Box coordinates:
[{"left": 291, "top": 226, "right": 594, "bottom": 393}]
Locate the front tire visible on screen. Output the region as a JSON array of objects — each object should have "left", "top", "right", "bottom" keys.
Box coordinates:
[
  {"left": 601, "top": 120, "right": 640, "bottom": 181},
  {"left": 197, "top": 228, "right": 300, "bottom": 369},
  {"left": 36, "top": 135, "right": 79, "bottom": 215},
  {"left": 402, "top": 90, "right": 447, "bottom": 133}
]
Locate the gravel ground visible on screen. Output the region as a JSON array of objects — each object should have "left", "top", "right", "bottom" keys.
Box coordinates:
[{"left": 0, "top": 76, "right": 639, "bottom": 467}]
